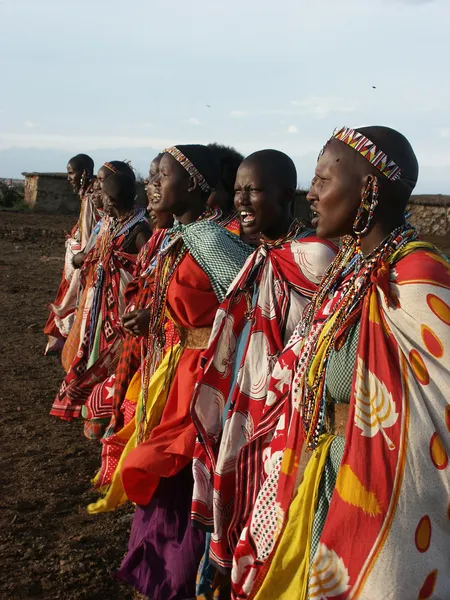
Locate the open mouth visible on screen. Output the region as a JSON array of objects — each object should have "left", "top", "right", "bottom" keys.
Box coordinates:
[
  {"left": 240, "top": 210, "right": 256, "bottom": 225},
  {"left": 311, "top": 208, "right": 320, "bottom": 227}
]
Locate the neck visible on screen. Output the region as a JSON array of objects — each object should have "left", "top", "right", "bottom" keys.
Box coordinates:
[
  {"left": 261, "top": 212, "right": 294, "bottom": 242},
  {"left": 359, "top": 215, "right": 406, "bottom": 256},
  {"left": 116, "top": 207, "right": 133, "bottom": 220},
  {"left": 176, "top": 199, "right": 205, "bottom": 225}
]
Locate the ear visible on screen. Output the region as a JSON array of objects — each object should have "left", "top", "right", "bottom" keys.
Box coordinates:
[
  {"left": 360, "top": 173, "right": 374, "bottom": 198},
  {"left": 187, "top": 176, "right": 198, "bottom": 193}
]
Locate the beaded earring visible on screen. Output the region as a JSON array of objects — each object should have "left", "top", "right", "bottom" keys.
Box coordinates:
[
  {"left": 353, "top": 176, "right": 379, "bottom": 236},
  {"left": 80, "top": 170, "right": 86, "bottom": 191}
]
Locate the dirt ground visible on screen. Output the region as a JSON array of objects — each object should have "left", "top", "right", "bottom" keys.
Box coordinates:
[
  {"left": 0, "top": 212, "right": 134, "bottom": 600},
  {"left": 0, "top": 212, "right": 449, "bottom": 600}
]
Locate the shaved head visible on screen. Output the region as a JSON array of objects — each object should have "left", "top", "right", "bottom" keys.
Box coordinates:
[
  {"left": 68, "top": 153, "right": 94, "bottom": 178},
  {"left": 242, "top": 149, "right": 297, "bottom": 192}
]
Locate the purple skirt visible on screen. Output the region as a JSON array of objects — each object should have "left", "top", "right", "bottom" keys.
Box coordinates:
[{"left": 117, "top": 465, "right": 206, "bottom": 600}]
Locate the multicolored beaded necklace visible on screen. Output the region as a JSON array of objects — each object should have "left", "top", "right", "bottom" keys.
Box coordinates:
[
  {"left": 295, "top": 223, "right": 418, "bottom": 450},
  {"left": 88, "top": 208, "right": 145, "bottom": 354},
  {"left": 137, "top": 208, "right": 219, "bottom": 443}
]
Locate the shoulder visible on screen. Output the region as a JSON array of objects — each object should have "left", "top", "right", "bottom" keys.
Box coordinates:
[
  {"left": 393, "top": 245, "right": 450, "bottom": 288},
  {"left": 288, "top": 234, "right": 338, "bottom": 283}
]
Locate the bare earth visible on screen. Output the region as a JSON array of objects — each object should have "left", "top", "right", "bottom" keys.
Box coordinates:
[
  {"left": 0, "top": 212, "right": 449, "bottom": 600},
  {"left": 0, "top": 213, "right": 134, "bottom": 600}
]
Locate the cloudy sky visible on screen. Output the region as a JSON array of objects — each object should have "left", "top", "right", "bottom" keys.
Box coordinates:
[{"left": 1, "top": 0, "right": 449, "bottom": 192}]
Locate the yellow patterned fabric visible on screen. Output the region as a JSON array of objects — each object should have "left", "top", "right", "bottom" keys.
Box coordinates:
[{"left": 87, "top": 344, "right": 182, "bottom": 514}]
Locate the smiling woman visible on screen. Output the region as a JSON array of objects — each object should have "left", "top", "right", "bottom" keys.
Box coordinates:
[
  {"left": 191, "top": 149, "right": 337, "bottom": 596},
  {"left": 80, "top": 145, "right": 252, "bottom": 600}
]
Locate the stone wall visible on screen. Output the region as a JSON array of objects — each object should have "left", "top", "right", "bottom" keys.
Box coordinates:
[
  {"left": 407, "top": 195, "right": 450, "bottom": 236},
  {"left": 23, "top": 173, "right": 79, "bottom": 213},
  {"left": 23, "top": 173, "right": 147, "bottom": 213}
]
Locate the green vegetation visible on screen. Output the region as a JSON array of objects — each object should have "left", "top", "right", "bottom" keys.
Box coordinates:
[{"left": 0, "top": 181, "right": 28, "bottom": 211}]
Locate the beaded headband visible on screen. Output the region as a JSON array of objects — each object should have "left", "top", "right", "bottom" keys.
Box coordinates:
[
  {"left": 104, "top": 162, "right": 118, "bottom": 173},
  {"left": 332, "top": 126, "right": 402, "bottom": 181},
  {"left": 164, "top": 146, "right": 212, "bottom": 193}
]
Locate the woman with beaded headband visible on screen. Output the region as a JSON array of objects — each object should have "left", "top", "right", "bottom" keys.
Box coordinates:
[
  {"left": 190, "top": 149, "right": 337, "bottom": 598},
  {"left": 50, "top": 161, "right": 151, "bottom": 422},
  {"left": 86, "top": 148, "right": 248, "bottom": 504},
  {"left": 81, "top": 153, "right": 175, "bottom": 444},
  {"left": 88, "top": 145, "right": 252, "bottom": 600},
  {"left": 43, "top": 153, "right": 99, "bottom": 354},
  {"left": 230, "top": 126, "right": 450, "bottom": 600}
]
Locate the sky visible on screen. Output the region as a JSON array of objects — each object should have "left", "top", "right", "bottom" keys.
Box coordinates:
[{"left": 1, "top": 0, "right": 449, "bottom": 193}]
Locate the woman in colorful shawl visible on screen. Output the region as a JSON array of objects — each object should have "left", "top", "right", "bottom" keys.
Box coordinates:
[
  {"left": 88, "top": 147, "right": 249, "bottom": 506},
  {"left": 96, "top": 144, "right": 251, "bottom": 600},
  {"left": 82, "top": 153, "right": 175, "bottom": 441},
  {"left": 231, "top": 126, "right": 450, "bottom": 600},
  {"left": 44, "top": 153, "right": 99, "bottom": 354},
  {"left": 50, "top": 161, "right": 151, "bottom": 421},
  {"left": 191, "top": 149, "right": 337, "bottom": 597},
  {"left": 61, "top": 179, "right": 108, "bottom": 372}
]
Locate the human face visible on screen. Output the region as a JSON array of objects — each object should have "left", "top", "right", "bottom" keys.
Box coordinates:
[
  {"left": 234, "top": 161, "right": 288, "bottom": 240},
  {"left": 92, "top": 179, "right": 103, "bottom": 210},
  {"left": 102, "top": 193, "right": 115, "bottom": 216},
  {"left": 156, "top": 153, "right": 190, "bottom": 215},
  {"left": 67, "top": 162, "right": 82, "bottom": 192},
  {"left": 307, "top": 142, "right": 365, "bottom": 239},
  {"left": 145, "top": 158, "right": 162, "bottom": 210},
  {"left": 97, "top": 166, "right": 109, "bottom": 191}
]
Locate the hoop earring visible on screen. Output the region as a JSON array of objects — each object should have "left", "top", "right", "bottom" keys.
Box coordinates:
[{"left": 353, "top": 176, "right": 379, "bottom": 236}]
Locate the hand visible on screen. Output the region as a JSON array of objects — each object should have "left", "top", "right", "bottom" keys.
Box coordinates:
[
  {"left": 72, "top": 251, "right": 86, "bottom": 269},
  {"left": 122, "top": 309, "right": 150, "bottom": 337}
]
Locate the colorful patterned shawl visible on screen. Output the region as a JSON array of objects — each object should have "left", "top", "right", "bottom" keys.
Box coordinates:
[
  {"left": 191, "top": 232, "right": 337, "bottom": 570},
  {"left": 231, "top": 242, "right": 450, "bottom": 600},
  {"left": 50, "top": 211, "right": 147, "bottom": 420}
]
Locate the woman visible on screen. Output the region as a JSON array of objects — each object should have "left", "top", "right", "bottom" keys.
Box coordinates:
[
  {"left": 231, "top": 126, "right": 450, "bottom": 600},
  {"left": 100, "top": 144, "right": 252, "bottom": 600},
  {"left": 191, "top": 149, "right": 336, "bottom": 596},
  {"left": 61, "top": 178, "right": 107, "bottom": 372},
  {"left": 83, "top": 153, "right": 175, "bottom": 442},
  {"left": 50, "top": 161, "right": 151, "bottom": 421},
  {"left": 44, "top": 153, "right": 98, "bottom": 354},
  {"left": 207, "top": 143, "right": 243, "bottom": 236},
  {"left": 88, "top": 146, "right": 249, "bottom": 506}
]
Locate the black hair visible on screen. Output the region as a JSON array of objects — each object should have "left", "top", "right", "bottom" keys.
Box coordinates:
[
  {"left": 101, "top": 160, "right": 136, "bottom": 209},
  {"left": 68, "top": 154, "right": 94, "bottom": 178},
  {"left": 103, "top": 160, "right": 136, "bottom": 181},
  {"left": 242, "top": 149, "right": 297, "bottom": 194},
  {"left": 151, "top": 152, "right": 164, "bottom": 165},
  {"left": 207, "top": 143, "right": 244, "bottom": 194},
  {"left": 167, "top": 144, "right": 220, "bottom": 199},
  {"left": 356, "top": 126, "right": 418, "bottom": 205}
]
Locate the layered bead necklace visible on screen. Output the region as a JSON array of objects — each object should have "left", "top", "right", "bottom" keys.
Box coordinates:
[
  {"left": 295, "top": 223, "right": 418, "bottom": 450},
  {"left": 137, "top": 208, "right": 218, "bottom": 443}
]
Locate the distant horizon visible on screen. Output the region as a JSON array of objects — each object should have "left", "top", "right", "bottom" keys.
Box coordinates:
[
  {"left": 1, "top": 0, "right": 449, "bottom": 196},
  {"left": 1, "top": 143, "right": 449, "bottom": 196}
]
